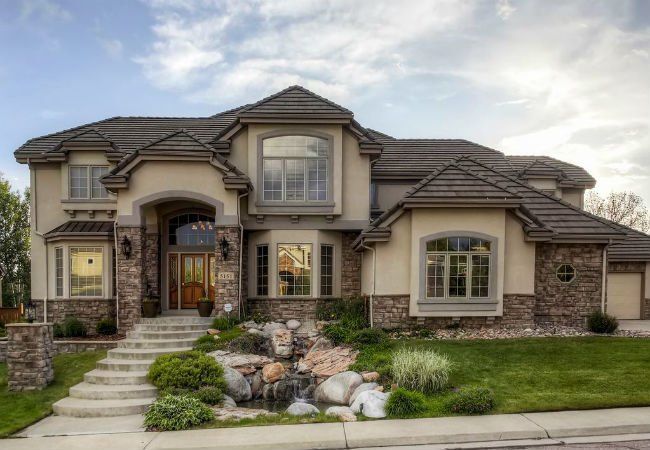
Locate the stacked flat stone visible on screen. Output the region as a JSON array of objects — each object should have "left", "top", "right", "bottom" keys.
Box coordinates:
[{"left": 7, "top": 323, "right": 54, "bottom": 391}]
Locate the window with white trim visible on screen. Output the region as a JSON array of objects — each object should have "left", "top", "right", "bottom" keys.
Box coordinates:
[
  {"left": 425, "top": 237, "right": 491, "bottom": 299},
  {"left": 55, "top": 247, "right": 64, "bottom": 297},
  {"left": 320, "top": 244, "right": 334, "bottom": 296},
  {"left": 262, "top": 136, "right": 329, "bottom": 202},
  {"left": 69, "top": 166, "right": 109, "bottom": 199},
  {"left": 70, "top": 247, "right": 104, "bottom": 297},
  {"left": 278, "top": 244, "right": 312, "bottom": 296}
]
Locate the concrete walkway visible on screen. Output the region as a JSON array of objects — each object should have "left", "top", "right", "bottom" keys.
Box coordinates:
[{"left": 4, "top": 406, "right": 650, "bottom": 450}]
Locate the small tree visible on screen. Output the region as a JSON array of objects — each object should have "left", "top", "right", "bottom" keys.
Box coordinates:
[
  {"left": 585, "top": 190, "right": 649, "bottom": 233},
  {"left": 0, "top": 174, "right": 31, "bottom": 307}
]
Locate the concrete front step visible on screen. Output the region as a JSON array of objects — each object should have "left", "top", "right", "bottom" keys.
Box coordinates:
[
  {"left": 53, "top": 396, "right": 156, "bottom": 417},
  {"left": 138, "top": 317, "right": 213, "bottom": 325},
  {"left": 118, "top": 337, "right": 198, "bottom": 349},
  {"left": 108, "top": 347, "right": 193, "bottom": 360},
  {"left": 96, "top": 358, "right": 154, "bottom": 372},
  {"left": 127, "top": 329, "right": 207, "bottom": 340},
  {"left": 134, "top": 323, "right": 210, "bottom": 332},
  {"left": 84, "top": 369, "right": 149, "bottom": 385},
  {"left": 69, "top": 382, "right": 158, "bottom": 400}
]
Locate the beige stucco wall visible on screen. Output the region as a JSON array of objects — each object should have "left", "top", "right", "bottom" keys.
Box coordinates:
[
  {"left": 374, "top": 183, "right": 413, "bottom": 211},
  {"left": 561, "top": 188, "right": 584, "bottom": 209},
  {"left": 247, "top": 229, "right": 342, "bottom": 298},
  {"left": 646, "top": 262, "right": 650, "bottom": 298},
  {"left": 504, "top": 212, "right": 535, "bottom": 294},
  {"left": 374, "top": 212, "right": 412, "bottom": 295},
  {"left": 527, "top": 178, "right": 557, "bottom": 192}
]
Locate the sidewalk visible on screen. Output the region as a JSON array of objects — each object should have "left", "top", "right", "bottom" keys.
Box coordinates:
[{"left": 3, "top": 406, "right": 650, "bottom": 450}]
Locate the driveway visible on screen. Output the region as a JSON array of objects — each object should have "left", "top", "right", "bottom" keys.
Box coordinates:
[{"left": 618, "top": 320, "right": 650, "bottom": 332}]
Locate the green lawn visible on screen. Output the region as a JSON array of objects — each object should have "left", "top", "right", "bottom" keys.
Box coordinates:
[
  {"left": 352, "top": 337, "right": 650, "bottom": 417},
  {"left": 0, "top": 350, "right": 106, "bottom": 437}
]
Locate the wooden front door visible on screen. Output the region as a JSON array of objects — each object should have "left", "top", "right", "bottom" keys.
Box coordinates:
[{"left": 181, "top": 254, "right": 206, "bottom": 308}]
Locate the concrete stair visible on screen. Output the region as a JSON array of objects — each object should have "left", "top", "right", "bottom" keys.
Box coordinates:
[{"left": 52, "top": 316, "right": 212, "bottom": 418}]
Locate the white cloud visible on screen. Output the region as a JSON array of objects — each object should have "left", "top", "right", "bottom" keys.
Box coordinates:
[
  {"left": 20, "top": 0, "right": 72, "bottom": 22},
  {"left": 496, "top": 0, "right": 516, "bottom": 20},
  {"left": 100, "top": 39, "right": 124, "bottom": 59}
]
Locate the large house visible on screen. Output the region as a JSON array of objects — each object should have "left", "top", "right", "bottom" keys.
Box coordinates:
[{"left": 14, "top": 86, "right": 650, "bottom": 333}]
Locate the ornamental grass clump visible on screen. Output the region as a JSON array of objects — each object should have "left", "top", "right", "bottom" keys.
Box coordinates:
[
  {"left": 587, "top": 311, "right": 619, "bottom": 334},
  {"left": 391, "top": 347, "right": 452, "bottom": 393},
  {"left": 385, "top": 387, "right": 427, "bottom": 418},
  {"left": 446, "top": 386, "right": 495, "bottom": 415},
  {"left": 143, "top": 394, "right": 214, "bottom": 431}
]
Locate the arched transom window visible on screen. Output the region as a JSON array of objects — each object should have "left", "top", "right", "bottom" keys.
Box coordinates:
[
  {"left": 262, "top": 135, "right": 329, "bottom": 202},
  {"left": 168, "top": 213, "right": 215, "bottom": 246},
  {"left": 425, "top": 236, "right": 492, "bottom": 299}
]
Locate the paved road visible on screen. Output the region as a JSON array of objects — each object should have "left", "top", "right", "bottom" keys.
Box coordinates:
[
  {"left": 505, "top": 440, "right": 650, "bottom": 450},
  {"left": 357, "top": 439, "right": 650, "bottom": 450}
]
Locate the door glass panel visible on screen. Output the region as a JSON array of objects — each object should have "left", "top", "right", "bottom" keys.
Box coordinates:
[
  {"left": 209, "top": 256, "right": 215, "bottom": 287},
  {"left": 195, "top": 256, "right": 204, "bottom": 283},
  {"left": 169, "top": 254, "right": 178, "bottom": 288},
  {"left": 184, "top": 256, "right": 192, "bottom": 283},
  {"left": 448, "top": 254, "right": 468, "bottom": 298}
]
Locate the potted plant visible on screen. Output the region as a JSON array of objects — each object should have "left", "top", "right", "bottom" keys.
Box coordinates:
[
  {"left": 197, "top": 297, "right": 213, "bottom": 317},
  {"left": 142, "top": 297, "right": 159, "bottom": 318}
]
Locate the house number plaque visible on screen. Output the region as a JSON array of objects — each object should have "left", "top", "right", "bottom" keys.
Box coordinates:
[{"left": 218, "top": 272, "right": 235, "bottom": 280}]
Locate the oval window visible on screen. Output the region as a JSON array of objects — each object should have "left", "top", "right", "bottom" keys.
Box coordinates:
[{"left": 556, "top": 264, "right": 576, "bottom": 283}]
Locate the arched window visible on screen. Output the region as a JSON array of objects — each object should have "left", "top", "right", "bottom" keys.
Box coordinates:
[
  {"left": 262, "top": 135, "right": 329, "bottom": 202},
  {"left": 168, "top": 213, "right": 215, "bottom": 246},
  {"left": 425, "top": 236, "right": 492, "bottom": 299}
]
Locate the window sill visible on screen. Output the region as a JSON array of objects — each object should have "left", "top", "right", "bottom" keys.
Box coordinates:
[
  {"left": 62, "top": 199, "right": 116, "bottom": 203},
  {"left": 417, "top": 299, "right": 498, "bottom": 312},
  {"left": 254, "top": 202, "right": 335, "bottom": 214}
]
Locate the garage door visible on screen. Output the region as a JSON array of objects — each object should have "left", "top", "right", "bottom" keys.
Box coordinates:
[{"left": 607, "top": 273, "right": 642, "bottom": 319}]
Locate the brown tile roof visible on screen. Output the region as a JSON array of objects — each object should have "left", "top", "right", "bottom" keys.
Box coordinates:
[
  {"left": 506, "top": 155, "right": 596, "bottom": 187},
  {"left": 607, "top": 226, "right": 650, "bottom": 261},
  {"left": 44, "top": 221, "right": 115, "bottom": 238}
]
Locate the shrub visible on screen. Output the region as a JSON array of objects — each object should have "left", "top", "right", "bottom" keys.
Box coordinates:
[
  {"left": 248, "top": 312, "right": 270, "bottom": 324},
  {"left": 322, "top": 323, "right": 349, "bottom": 346},
  {"left": 351, "top": 328, "right": 388, "bottom": 346},
  {"left": 62, "top": 316, "right": 87, "bottom": 337},
  {"left": 385, "top": 387, "right": 427, "bottom": 417},
  {"left": 587, "top": 311, "right": 619, "bottom": 334},
  {"left": 227, "top": 333, "right": 266, "bottom": 354},
  {"left": 143, "top": 395, "right": 214, "bottom": 431},
  {"left": 193, "top": 334, "right": 221, "bottom": 353},
  {"left": 391, "top": 347, "right": 452, "bottom": 393},
  {"left": 53, "top": 323, "right": 64, "bottom": 338},
  {"left": 316, "top": 298, "right": 367, "bottom": 327},
  {"left": 96, "top": 318, "right": 117, "bottom": 335},
  {"left": 446, "top": 386, "right": 495, "bottom": 415},
  {"left": 148, "top": 351, "right": 226, "bottom": 391},
  {"left": 212, "top": 316, "right": 239, "bottom": 331},
  {"left": 193, "top": 385, "right": 224, "bottom": 405}
]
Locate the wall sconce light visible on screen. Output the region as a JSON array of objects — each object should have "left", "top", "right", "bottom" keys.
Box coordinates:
[
  {"left": 219, "top": 236, "right": 230, "bottom": 260},
  {"left": 120, "top": 235, "right": 132, "bottom": 260}
]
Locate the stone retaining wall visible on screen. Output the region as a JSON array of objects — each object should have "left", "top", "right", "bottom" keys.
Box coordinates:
[
  {"left": 0, "top": 339, "right": 117, "bottom": 362},
  {"left": 32, "top": 298, "right": 116, "bottom": 336},
  {"left": 534, "top": 243, "right": 604, "bottom": 327},
  {"left": 370, "top": 294, "right": 536, "bottom": 329},
  {"left": 6, "top": 323, "right": 54, "bottom": 391}
]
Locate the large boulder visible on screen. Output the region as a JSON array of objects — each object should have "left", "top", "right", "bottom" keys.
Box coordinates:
[
  {"left": 248, "top": 372, "right": 264, "bottom": 399},
  {"left": 350, "top": 390, "right": 389, "bottom": 418},
  {"left": 325, "top": 406, "right": 357, "bottom": 422},
  {"left": 209, "top": 350, "right": 273, "bottom": 375},
  {"left": 223, "top": 366, "right": 252, "bottom": 402},
  {"left": 286, "top": 319, "right": 302, "bottom": 330},
  {"left": 262, "top": 322, "right": 287, "bottom": 337},
  {"left": 271, "top": 329, "right": 294, "bottom": 358},
  {"left": 286, "top": 402, "right": 320, "bottom": 416},
  {"left": 297, "top": 346, "right": 358, "bottom": 377},
  {"left": 262, "top": 362, "right": 286, "bottom": 383},
  {"left": 221, "top": 395, "right": 237, "bottom": 408},
  {"left": 313, "top": 371, "right": 363, "bottom": 405},
  {"left": 273, "top": 379, "right": 293, "bottom": 401},
  {"left": 349, "top": 382, "right": 379, "bottom": 405}
]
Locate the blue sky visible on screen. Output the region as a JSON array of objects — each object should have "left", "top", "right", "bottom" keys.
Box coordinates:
[{"left": 1, "top": 0, "right": 649, "bottom": 201}]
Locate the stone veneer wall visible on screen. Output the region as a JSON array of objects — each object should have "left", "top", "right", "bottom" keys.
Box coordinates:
[
  {"left": 32, "top": 298, "right": 116, "bottom": 336},
  {"left": 0, "top": 338, "right": 6, "bottom": 362},
  {"left": 341, "top": 232, "right": 361, "bottom": 298},
  {"left": 117, "top": 226, "right": 146, "bottom": 332},
  {"left": 241, "top": 232, "right": 249, "bottom": 307},
  {"left": 6, "top": 323, "right": 54, "bottom": 391},
  {"left": 370, "top": 294, "right": 536, "bottom": 329},
  {"left": 608, "top": 261, "right": 649, "bottom": 319},
  {"left": 214, "top": 226, "right": 241, "bottom": 317},
  {"left": 145, "top": 233, "right": 160, "bottom": 297},
  {"left": 246, "top": 298, "right": 344, "bottom": 321},
  {"left": 534, "top": 243, "right": 605, "bottom": 327}
]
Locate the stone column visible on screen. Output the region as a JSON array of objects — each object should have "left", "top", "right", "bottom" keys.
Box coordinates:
[
  {"left": 341, "top": 232, "right": 362, "bottom": 298},
  {"left": 117, "top": 226, "right": 146, "bottom": 332},
  {"left": 7, "top": 323, "right": 54, "bottom": 391},
  {"left": 145, "top": 233, "right": 160, "bottom": 297},
  {"left": 214, "top": 226, "right": 241, "bottom": 317}
]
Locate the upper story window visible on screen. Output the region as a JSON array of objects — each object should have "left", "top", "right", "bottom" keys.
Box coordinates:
[
  {"left": 425, "top": 236, "right": 492, "bottom": 300},
  {"left": 168, "top": 213, "right": 215, "bottom": 246},
  {"left": 262, "top": 136, "right": 329, "bottom": 202},
  {"left": 69, "top": 166, "right": 109, "bottom": 199}
]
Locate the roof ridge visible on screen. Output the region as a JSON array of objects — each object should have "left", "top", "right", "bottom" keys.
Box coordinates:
[
  {"left": 210, "top": 103, "right": 252, "bottom": 118},
  {"left": 237, "top": 85, "right": 353, "bottom": 116},
  {"left": 138, "top": 128, "right": 215, "bottom": 152}
]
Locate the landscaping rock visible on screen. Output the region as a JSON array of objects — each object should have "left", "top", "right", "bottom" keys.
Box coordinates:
[
  {"left": 213, "top": 406, "right": 277, "bottom": 421},
  {"left": 308, "top": 336, "right": 333, "bottom": 354},
  {"left": 271, "top": 328, "right": 294, "bottom": 358},
  {"left": 374, "top": 385, "right": 385, "bottom": 392},
  {"left": 286, "top": 319, "right": 301, "bottom": 330},
  {"left": 241, "top": 321, "right": 262, "bottom": 330},
  {"left": 223, "top": 366, "right": 252, "bottom": 402},
  {"left": 209, "top": 350, "right": 273, "bottom": 375},
  {"left": 262, "top": 362, "right": 286, "bottom": 383},
  {"left": 362, "top": 371, "right": 380, "bottom": 382},
  {"left": 248, "top": 372, "right": 263, "bottom": 399},
  {"left": 325, "top": 406, "right": 357, "bottom": 422},
  {"left": 262, "top": 322, "right": 287, "bottom": 337},
  {"left": 350, "top": 390, "right": 389, "bottom": 418},
  {"left": 313, "top": 371, "right": 363, "bottom": 405},
  {"left": 349, "top": 382, "right": 379, "bottom": 405},
  {"left": 207, "top": 328, "right": 220, "bottom": 335},
  {"left": 286, "top": 402, "right": 320, "bottom": 416},
  {"left": 221, "top": 395, "right": 237, "bottom": 407},
  {"left": 297, "top": 346, "right": 358, "bottom": 377},
  {"left": 247, "top": 328, "right": 264, "bottom": 337},
  {"left": 273, "top": 379, "right": 293, "bottom": 401},
  {"left": 262, "top": 383, "right": 274, "bottom": 400}
]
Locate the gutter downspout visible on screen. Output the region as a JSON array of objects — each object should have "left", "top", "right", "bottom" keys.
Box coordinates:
[
  {"left": 601, "top": 242, "right": 610, "bottom": 313},
  {"left": 29, "top": 159, "right": 49, "bottom": 322},
  {"left": 237, "top": 192, "right": 249, "bottom": 321},
  {"left": 361, "top": 242, "right": 376, "bottom": 328},
  {"left": 113, "top": 221, "right": 120, "bottom": 329}
]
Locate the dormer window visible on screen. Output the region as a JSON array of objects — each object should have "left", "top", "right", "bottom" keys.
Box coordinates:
[
  {"left": 262, "top": 135, "right": 329, "bottom": 202},
  {"left": 69, "top": 166, "right": 109, "bottom": 199}
]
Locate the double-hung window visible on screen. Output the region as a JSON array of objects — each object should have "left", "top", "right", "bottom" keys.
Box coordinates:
[
  {"left": 70, "top": 247, "right": 104, "bottom": 297},
  {"left": 320, "top": 244, "right": 334, "bottom": 296},
  {"left": 256, "top": 245, "right": 269, "bottom": 296},
  {"left": 55, "top": 247, "right": 64, "bottom": 297},
  {"left": 69, "top": 166, "right": 109, "bottom": 199},
  {"left": 425, "top": 237, "right": 491, "bottom": 300},
  {"left": 262, "top": 136, "right": 329, "bottom": 202}
]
